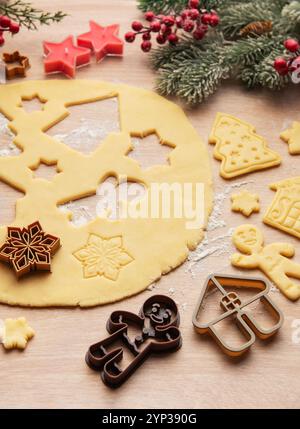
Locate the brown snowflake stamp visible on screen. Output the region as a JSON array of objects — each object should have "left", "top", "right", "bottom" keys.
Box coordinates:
[{"left": 0, "top": 221, "right": 60, "bottom": 278}]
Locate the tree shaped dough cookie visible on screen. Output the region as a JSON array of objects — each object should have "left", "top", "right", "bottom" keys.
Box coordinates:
[
  {"left": 231, "top": 224, "right": 300, "bottom": 301},
  {"left": 280, "top": 122, "right": 300, "bottom": 155},
  {"left": 231, "top": 190, "right": 260, "bottom": 217},
  {"left": 209, "top": 113, "right": 281, "bottom": 179},
  {"left": 2, "top": 318, "right": 35, "bottom": 350}
]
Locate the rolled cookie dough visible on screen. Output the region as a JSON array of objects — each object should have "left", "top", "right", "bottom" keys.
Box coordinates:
[{"left": 0, "top": 80, "right": 212, "bottom": 307}]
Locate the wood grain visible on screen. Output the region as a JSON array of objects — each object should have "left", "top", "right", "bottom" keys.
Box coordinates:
[{"left": 0, "top": 0, "right": 299, "bottom": 409}]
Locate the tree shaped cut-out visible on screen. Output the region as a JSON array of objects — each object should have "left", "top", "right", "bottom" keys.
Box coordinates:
[
  {"left": 47, "top": 97, "right": 120, "bottom": 155},
  {"left": 0, "top": 113, "right": 21, "bottom": 157}
]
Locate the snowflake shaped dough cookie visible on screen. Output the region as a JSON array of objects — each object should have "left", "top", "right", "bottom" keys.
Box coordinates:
[
  {"left": 74, "top": 234, "right": 133, "bottom": 281},
  {"left": 0, "top": 221, "right": 60, "bottom": 278},
  {"left": 2, "top": 318, "right": 35, "bottom": 350},
  {"left": 231, "top": 190, "right": 260, "bottom": 217}
]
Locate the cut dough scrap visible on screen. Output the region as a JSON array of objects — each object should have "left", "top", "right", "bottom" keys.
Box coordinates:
[
  {"left": 3, "top": 317, "right": 35, "bottom": 350},
  {"left": 231, "top": 190, "right": 260, "bottom": 217},
  {"left": 264, "top": 176, "right": 300, "bottom": 239},
  {"left": 280, "top": 121, "right": 300, "bottom": 155},
  {"left": 209, "top": 113, "right": 281, "bottom": 179},
  {"left": 0, "top": 80, "right": 213, "bottom": 307}
]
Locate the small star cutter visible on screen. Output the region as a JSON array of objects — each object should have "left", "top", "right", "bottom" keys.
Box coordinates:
[
  {"left": 193, "top": 274, "right": 283, "bottom": 357},
  {"left": 2, "top": 51, "right": 31, "bottom": 80}
]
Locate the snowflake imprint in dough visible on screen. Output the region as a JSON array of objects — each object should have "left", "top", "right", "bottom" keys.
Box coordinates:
[{"left": 74, "top": 234, "right": 133, "bottom": 281}]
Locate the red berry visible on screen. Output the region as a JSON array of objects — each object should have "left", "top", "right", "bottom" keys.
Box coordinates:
[
  {"left": 141, "top": 40, "right": 152, "bottom": 52},
  {"left": 9, "top": 21, "right": 20, "bottom": 34},
  {"left": 145, "top": 11, "right": 155, "bottom": 22},
  {"left": 150, "top": 21, "right": 161, "bottom": 32},
  {"left": 161, "top": 24, "right": 172, "bottom": 36},
  {"left": 189, "top": 0, "right": 200, "bottom": 8},
  {"left": 175, "top": 17, "right": 183, "bottom": 28},
  {"left": 168, "top": 33, "right": 179, "bottom": 45},
  {"left": 156, "top": 34, "right": 167, "bottom": 45},
  {"left": 163, "top": 16, "right": 175, "bottom": 27},
  {"left": 201, "top": 13, "right": 211, "bottom": 25},
  {"left": 209, "top": 14, "right": 220, "bottom": 27},
  {"left": 189, "top": 9, "right": 200, "bottom": 20},
  {"left": 132, "top": 21, "right": 143, "bottom": 32},
  {"left": 142, "top": 32, "right": 151, "bottom": 40},
  {"left": 181, "top": 9, "right": 191, "bottom": 20},
  {"left": 0, "top": 34, "right": 4, "bottom": 46},
  {"left": 0, "top": 15, "right": 11, "bottom": 28},
  {"left": 125, "top": 32, "right": 136, "bottom": 43},
  {"left": 274, "top": 58, "right": 289, "bottom": 75},
  {"left": 284, "top": 38, "right": 300, "bottom": 53},
  {"left": 183, "top": 20, "right": 195, "bottom": 33},
  {"left": 193, "top": 26, "right": 206, "bottom": 40}
]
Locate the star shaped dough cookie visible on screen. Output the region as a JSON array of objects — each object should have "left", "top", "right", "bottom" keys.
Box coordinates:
[
  {"left": 231, "top": 190, "right": 260, "bottom": 217},
  {"left": 280, "top": 122, "right": 300, "bottom": 155},
  {"left": 2, "top": 317, "right": 35, "bottom": 350}
]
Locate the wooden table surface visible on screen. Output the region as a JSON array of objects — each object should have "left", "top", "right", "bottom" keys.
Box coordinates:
[{"left": 0, "top": 0, "right": 300, "bottom": 409}]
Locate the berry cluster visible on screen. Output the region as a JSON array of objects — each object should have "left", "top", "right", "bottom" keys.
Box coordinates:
[
  {"left": 125, "top": 0, "right": 220, "bottom": 52},
  {"left": 274, "top": 38, "right": 300, "bottom": 76},
  {"left": 0, "top": 15, "right": 20, "bottom": 47}
]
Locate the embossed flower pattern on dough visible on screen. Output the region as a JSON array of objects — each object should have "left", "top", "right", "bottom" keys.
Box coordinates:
[{"left": 74, "top": 234, "right": 133, "bottom": 280}]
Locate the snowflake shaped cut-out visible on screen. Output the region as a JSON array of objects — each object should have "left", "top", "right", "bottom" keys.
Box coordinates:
[
  {"left": 231, "top": 190, "right": 260, "bottom": 217},
  {"left": 74, "top": 234, "right": 133, "bottom": 281},
  {"left": 0, "top": 221, "right": 60, "bottom": 278}
]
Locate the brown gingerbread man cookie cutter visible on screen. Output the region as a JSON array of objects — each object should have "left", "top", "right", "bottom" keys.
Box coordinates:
[
  {"left": 193, "top": 274, "right": 283, "bottom": 357},
  {"left": 2, "top": 51, "right": 30, "bottom": 80},
  {"left": 86, "top": 294, "right": 182, "bottom": 388}
]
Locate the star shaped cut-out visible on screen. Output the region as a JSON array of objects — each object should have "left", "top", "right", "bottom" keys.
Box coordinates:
[
  {"left": 2, "top": 318, "right": 35, "bottom": 350},
  {"left": 0, "top": 221, "right": 60, "bottom": 278},
  {"left": 74, "top": 234, "right": 133, "bottom": 281},
  {"left": 231, "top": 190, "right": 260, "bottom": 217},
  {"left": 43, "top": 36, "right": 91, "bottom": 78},
  {"left": 280, "top": 121, "right": 300, "bottom": 155},
  {"left": 77, "top": 21, "right": 124, "bottom": 62}
]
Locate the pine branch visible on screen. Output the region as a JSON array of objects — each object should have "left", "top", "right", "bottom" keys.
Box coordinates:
[
  {"left": 155, "top": 43, "right": 231, "bottom": 105},
  {"left": 138, "top": 0, "right": 225, "bottom": 14},
  {"left": 225, "top": 34, "right": 286, "bottom": 66},
  {"left": 279, "top": 1, "right": 300, "bottom": 34},
  {"left": 0, "top": 0, "right": 67, "bottom": 30},
  {"left": 218, "top": 0, "right": 284, "bottom": 39},
  {"left": 138, "top": 0, "right": 187, "bottom": 14}
]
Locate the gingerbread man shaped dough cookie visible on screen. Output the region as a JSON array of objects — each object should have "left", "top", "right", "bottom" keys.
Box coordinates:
[{"left": 231, "top": 224, "right": 300, "bottom": 301}]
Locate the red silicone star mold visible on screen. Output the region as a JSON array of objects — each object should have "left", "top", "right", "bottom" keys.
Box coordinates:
[
  {"left": 77, "top": 21, "right": 124, "bottom": 62},
  {"left": 0, "top": 221, "right": 60, "bottom": 278},
  {"left": 43, "top": 36, "right": 91, "bottom": 78}
]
